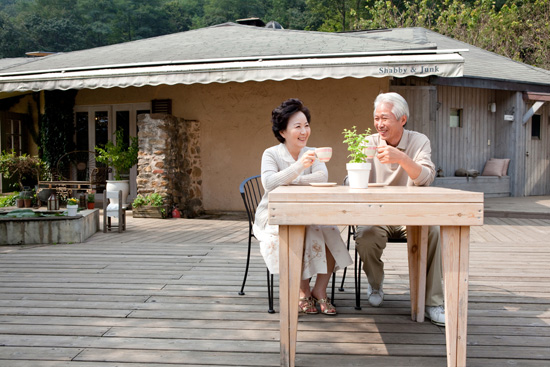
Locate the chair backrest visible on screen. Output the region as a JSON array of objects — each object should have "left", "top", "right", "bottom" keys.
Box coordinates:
[
  {"left": 239, "top": 175, "right": 263, "bottom": 228},
  {"left": 55, "top": 150, "right": 100, "bottom": 182},
  {"left": 104, "top": 190, "right": 123, "bottom": 201}
]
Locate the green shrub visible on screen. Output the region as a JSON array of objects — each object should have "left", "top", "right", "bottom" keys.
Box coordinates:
[
  {"left": 132, "top": 193, "right": 165, "bottom": 208},
  {"left": 0, "top": 192, "right": 19, "bottom": 207}
]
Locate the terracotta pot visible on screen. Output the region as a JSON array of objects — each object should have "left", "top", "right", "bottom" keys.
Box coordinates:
[
  {"left": 24, "top": 199, "right": 32, "bottom": 208},
  {"left": 16, "top": 199, "right": 25, "bottom": 208},
  {"left": 87, "top": 202, "right": 95, "bottom": 210}
]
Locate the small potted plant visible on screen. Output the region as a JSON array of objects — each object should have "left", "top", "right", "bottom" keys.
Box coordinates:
[
  {"left": 132, "top": 192, "right": 168, "bottom": 219},
  {"left": 87, "top": 193, "right": 95, "bottom": 209},
  {"left": 20, "top": 191, "right": 33, "bottom": 208},
  {"left": 342, "top": 126, "right": 373, "bottom": 189},
  {"left": 66, "top": 197, "right": 79, "bottom": 216},
  {"left": 15, "top": 192, "right": 25, "bottom": 208}
]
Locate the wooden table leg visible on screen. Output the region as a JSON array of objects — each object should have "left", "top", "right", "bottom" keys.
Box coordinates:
[
  {"left": 407, "top": 225, "right": 428, "bottom": 322},
  {"left": 279, "top": 225, "right": 305, "bottom": 367},
  {"left": 441, "top": 226, "right": 470, "bottom": 367}
]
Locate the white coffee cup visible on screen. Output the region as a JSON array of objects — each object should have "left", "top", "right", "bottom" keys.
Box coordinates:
[
  {"left": 314, "top": 147, "right": 332, "bottom": 162},
  {"left": 364, "top": 144, "right": 377, "bottom": 159}
]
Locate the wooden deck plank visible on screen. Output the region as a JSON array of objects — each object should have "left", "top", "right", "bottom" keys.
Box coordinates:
[{"left": 0, "top": 214, "right": 549, "bottom": 366}]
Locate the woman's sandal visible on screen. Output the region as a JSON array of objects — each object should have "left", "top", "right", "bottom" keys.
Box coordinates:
[
  {"left": 313, "top": 296, "right": 337, "bottom": 316},
  {"left": 299, "top": 296, "right": 318, "bottom": 314}
]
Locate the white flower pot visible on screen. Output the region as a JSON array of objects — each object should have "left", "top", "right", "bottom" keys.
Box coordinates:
[
  {"left": 66, "top": 204, "right": 79, "bottom": 217},
  {"left": 106, "top": 180, "right": 130, "bottom": 207},
  {"left": 346, "top": 162, "right": 371, "bottom": 189}
]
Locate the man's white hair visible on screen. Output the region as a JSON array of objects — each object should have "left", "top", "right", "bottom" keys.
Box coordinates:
[{"left": 374, "top": 92, "right": 409, "bottom": 121}]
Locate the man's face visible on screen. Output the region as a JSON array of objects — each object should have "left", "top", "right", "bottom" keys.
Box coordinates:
[{"left": 373, "top": 102, "right": 407, "bottom": 147}]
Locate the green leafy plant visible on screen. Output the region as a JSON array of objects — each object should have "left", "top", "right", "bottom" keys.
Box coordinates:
[
  {"left": 0, "top": 192, "right": 19, "bottom": 207},
  {"left": 95, "top": 128, "right": 139, "bottom": 180},
  {"left": 0, "top": 150, "right": 46, "bottom": 190},
  {"left": 19, "top": 191, "right": 32, "bottom": 200},
  {"left": 67, "top": 198, "right": 79, "bottom": 206},
  {"left": 148, "top": 193, "right": 164, "bottom": 207},
  {"left": 132, "top": 193, "right": 165, "bottom": 208},
  {"left": 132, "top": 194, "right": 148, "bottom": 208},
  {"left": 87, "top": 193, "right": 95, "bottom": 203},
  {"left": 342, "top": 126, "right": 372, "bottom": 163}
]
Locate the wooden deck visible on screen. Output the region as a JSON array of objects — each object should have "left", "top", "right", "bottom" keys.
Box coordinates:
[{"left": 0, "top": 212, "right": 549, "bottom": 366}]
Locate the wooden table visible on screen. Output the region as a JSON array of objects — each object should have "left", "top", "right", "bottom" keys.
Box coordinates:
[{"left": 268, "top": 185, "right": 484, "bottom": 367}]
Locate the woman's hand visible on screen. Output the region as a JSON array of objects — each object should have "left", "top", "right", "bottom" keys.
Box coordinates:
[{"left": 300, "top": 150, "right": 316, "bottom": 168}]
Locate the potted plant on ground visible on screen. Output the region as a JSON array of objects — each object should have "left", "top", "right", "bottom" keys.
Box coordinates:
[
  {"left": 15, "top": 192, "right": 25, "bottom": 208},
  {"left": 87, "top": 193, "right": 95, "bottom": 209},
  {"left": 342, "top": 126, "right": 373, "bottom": 189},
  {"left": 66, "top": 197, "right": 79, "bottom": 216},
  {"left": 95, "top": 128, "right": 139, "bottom": 207},
  {"left": 20, "top": 191, "right": 33, "bottom": 208},
  {"left": 132, "top": 193, "right": 169, "bottom": 219}
]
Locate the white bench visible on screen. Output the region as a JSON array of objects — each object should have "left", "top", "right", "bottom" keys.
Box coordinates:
[{"left": 432, "top": 176, "right": 510, "bottom": 197}]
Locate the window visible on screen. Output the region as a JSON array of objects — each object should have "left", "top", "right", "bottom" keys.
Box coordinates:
[
  {"left": 531, "top": 114, "right": 541, "bottom": 139},
  {"left": 449, "top": 108, "right": 462, "bottom": 128}
]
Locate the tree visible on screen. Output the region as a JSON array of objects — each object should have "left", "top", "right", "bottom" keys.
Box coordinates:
[
  {"left": 353, "top": 0, "right": 550, "bottom": 70},
  {"left": 0, "top": 0, "right": 547, "bottom": 70}
]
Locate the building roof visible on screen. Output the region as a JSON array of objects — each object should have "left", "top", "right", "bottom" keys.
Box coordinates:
[
  {"left": 357, "top": 27, "right": 550, "bottom": 89},
  {"left": 0, "top": 23, "right": 546, "bottom": 92}
]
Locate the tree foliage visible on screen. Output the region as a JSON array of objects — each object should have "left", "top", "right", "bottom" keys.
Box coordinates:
[{"left": 0, "top": 0, "right": 548, "bottom": 70}]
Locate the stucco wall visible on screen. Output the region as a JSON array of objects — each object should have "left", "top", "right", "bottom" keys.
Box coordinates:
[
  {"left": 7, "top": 92, "right": 41, "bottom": 156},
  {"left": 76, "top": 77, "right": 388, "bottom": 211}
]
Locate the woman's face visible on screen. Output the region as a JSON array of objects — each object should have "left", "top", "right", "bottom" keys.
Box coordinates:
[{"left": 280, "top": 111, "right": 310, "bottom": 150}]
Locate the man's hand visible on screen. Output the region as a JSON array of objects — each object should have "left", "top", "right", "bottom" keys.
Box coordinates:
[
  {"left": 376, "top": 145, "right": 404, "bottom": 164},
  {"left": 376, "top": 145, "right": 422, "bottom": 180}
]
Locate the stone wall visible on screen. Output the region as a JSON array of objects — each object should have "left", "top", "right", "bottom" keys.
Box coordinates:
[{"left": 136, "top": 114, "right": 203, "bottom": 217}]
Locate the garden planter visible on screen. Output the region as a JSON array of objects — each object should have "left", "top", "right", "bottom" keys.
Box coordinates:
[
  {"left": 133, "top": 205, "right": 169, "bottom": 219},
  {"left": 24, "top": 199, "right": 32, "bottom": 208},
  {"left": 87, "top": 202, "right": 95, "bottom": 210},
  {"left": 346, "top": 162, "right": 371, "bottom": 189},
  {"left": 16, "top": 198, "right": 25, "bottom": 208}
]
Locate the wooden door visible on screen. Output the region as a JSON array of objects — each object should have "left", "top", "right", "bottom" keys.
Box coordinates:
[{"left": 524, "top": 103, "right": 550, "bottom": 195}]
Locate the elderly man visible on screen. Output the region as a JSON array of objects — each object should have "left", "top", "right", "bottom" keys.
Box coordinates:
[{"left": 354, "top": 92, "right": 445, "bottom": 326}]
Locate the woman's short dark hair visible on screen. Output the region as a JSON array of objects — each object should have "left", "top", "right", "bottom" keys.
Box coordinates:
[{"left": 272, "top": 98, "right": 311, "bottom": 143}]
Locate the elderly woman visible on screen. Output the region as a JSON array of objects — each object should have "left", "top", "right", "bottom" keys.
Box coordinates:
[{"left": 253, "top": 98, "right": 352, "bottom": 315}]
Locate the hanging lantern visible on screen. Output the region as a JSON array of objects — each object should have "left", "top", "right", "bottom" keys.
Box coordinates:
[
  {"left": 47, "top": 193, "right": 59, "bottom": 211},
  {"left": 79, "top": 194, "right": 87, "bottom": 209}
]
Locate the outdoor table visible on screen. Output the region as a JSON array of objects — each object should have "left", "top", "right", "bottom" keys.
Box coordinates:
[{"left": 268, "top": 185, "right": 484, "bottom": 367}]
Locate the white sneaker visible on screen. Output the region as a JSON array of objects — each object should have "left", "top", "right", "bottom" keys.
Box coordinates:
[
  {"left": 425, "top": 305, "right": 445, "bottom": 326},
  {"left": 366, "top": 283, "right": 384, "bottom": 307}
]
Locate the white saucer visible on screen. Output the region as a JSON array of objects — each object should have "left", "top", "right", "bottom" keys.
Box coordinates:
[
  {"left": 310, "top": 182, "right": 337, "bottom": 187},
  {"left": 368, "top": 183, "right": 387, "bottom": 187}
]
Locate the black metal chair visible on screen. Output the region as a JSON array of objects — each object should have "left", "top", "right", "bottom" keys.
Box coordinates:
[
  {"left": 238, "top": 175, "right": 275, "bottom": 313},
  {"left": 238, "top": 175, "right": 338, "bottom": 314}
]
